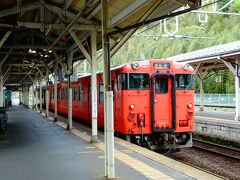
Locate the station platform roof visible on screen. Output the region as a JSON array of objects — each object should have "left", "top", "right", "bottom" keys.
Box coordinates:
[
  {"left": 170, "top": 40, "right": 240, "bottom": 72},
  {"left": 0, "top": 0, "right": 201, "bottom": 89}
]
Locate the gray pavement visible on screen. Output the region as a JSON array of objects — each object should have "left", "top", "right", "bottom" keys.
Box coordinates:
[
  {"left": 195, "top": 110, "right": 235, "bottom": 120},
  {"left": 0, "top": 106, "right": 146, "bottom": 180}
]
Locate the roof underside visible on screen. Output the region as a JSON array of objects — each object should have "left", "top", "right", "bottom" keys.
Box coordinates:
[
  {"left": 170, "top": 40, "right": 240, "bottom": 72},
  {"left": 0, "top": 0, "right": 201, "bottom": 89}
]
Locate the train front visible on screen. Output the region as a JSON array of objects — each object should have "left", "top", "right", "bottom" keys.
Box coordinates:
[{"left": 118, "top": 60, "right": 194, "bottom": 151}]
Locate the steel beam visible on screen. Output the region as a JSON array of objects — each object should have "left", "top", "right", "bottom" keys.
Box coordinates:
[
  {"left": 9, "top": 64, "right": 45, "bottom": 67},
  {"left": 73, "top": 61, "right": 83, "bottom": 70},
  {"left": 18, "top": 68, "right": 34, "bottom": 85},
  {"left": 0, "top": 2, "right": 40, "bottom": 18},
  {"left": 3, "top": 66, "right": 11, "bottom": 78},
  {"left": 3, "top": 74, "right": 9, "bottom": 84},
  {"left": 110, "top": 0, "right": 149, "bottom": 27},
  {"left": 70, "top": 31, "right": 92, "bottom": 63},
  {"left": 45, "top": 0, "right": 73, "bottom": 36},
  {"left": 36, "top": 67, "right": 45, "bottom": 79},
  {"left": 0, "top": 48, "right": 13, "bottom": 67},
  {"left": 45, "top": 3, "right": 93, "bottom": 25},
  {"left": 0, "top": 31, "right": 11, "bottom": 48},
  {"left": 17, "top": 22, "right": 101, "bottom": 31},
  {"left": 40, "top": 0, "right": 45, "bottom": 32},
  {"left": 2, "top": 44, "right": 64, "bottom": 50},
  {"left": 221, "top": 59, "right": 236, "bottom": 76},
  {"left": 48, "top": 8, "right": 87, "bottom": 51},
  {"left": 86, "top": 4, "right": 101, "bottom": 19}
]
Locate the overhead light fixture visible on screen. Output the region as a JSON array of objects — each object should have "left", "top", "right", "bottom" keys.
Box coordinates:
[
  {"left": 48, "top": 50, "right": 52, "bottom": 53},
  {"left": 43, "top": 48, "right": 46, "bottom": 51},
  {"left": 44, "top": 54, "right": 49, "bottom": 57},
  {"left": 28, "top": 49, "right": 36, "bottom": 54}
]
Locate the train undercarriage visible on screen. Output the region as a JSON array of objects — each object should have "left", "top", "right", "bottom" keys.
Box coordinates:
[{"left": 119, "top": 132, "right": 192, "bottom": 152}]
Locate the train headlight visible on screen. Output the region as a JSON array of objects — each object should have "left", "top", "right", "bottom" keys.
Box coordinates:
[
  {"left": 183, "top": 63, "right": 190, "bottom": 71},
  {"left": 187, "top": 103, "right": 193, "bottom": 109},
  {"left": 129, "top": 104, "right": 135, "bottom": 110},
  {"left": 131, "top": 63, "right": 139, "bottom": 70}
]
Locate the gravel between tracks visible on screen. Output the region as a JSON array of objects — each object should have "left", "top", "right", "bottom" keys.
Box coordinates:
[{"left": 168, "top": 148, "right": 240, "bottom": 179}]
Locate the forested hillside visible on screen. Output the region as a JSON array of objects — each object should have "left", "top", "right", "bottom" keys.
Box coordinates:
[{"left": 81, "top": 0, "right": 240, "bottom": 93}]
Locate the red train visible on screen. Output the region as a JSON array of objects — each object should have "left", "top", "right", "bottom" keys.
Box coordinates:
[{"left": 47, "top": 59, "right": 194, "bottom": 150}]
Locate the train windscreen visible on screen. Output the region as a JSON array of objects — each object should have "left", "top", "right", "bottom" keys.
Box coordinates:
[
  {"left": 128, "top": 73, "right": 150, "bottom": 89},
  {"left": 117, "top": 73, "right": 150, "bottom": 90},
  {"left": 175, "top": 74, "right": 194, "bottom": 90}
]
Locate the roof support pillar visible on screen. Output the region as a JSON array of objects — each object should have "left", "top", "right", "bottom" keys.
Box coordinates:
[
  {"left": 23, "top": 86, "right": 26, "bottom": 106},
  {"left": 235, "top": 59, "right": 240, "bottom": 121},
  {"left": 35, "top": 82, "right": 39, "bottom": 111},
  {"left": 54, "top": 61, "right": 58, "bottom": 121},
  {"left": 198, "top": 64, "right": 208, "bottom": 111},
  {"left": 25, "top": 86, "right": 29, "bottom": 108},
  {"left": 221, "top": 58, "right": 240, "bottom": 120},
  {"left": 19, "top": 87, "right": 22, "bottom": 105},
  {"left": 0, "top": 70, "right": 3, "bottom": 107},
  {"left": 102, "top": 0, "right": 115, "bottom": 178},
  {"left": 46, "top": 68, "right": 49, "bottom": 117},
  {"left": 67, "top": 50, "right": 73, "bottom": 130},
  {"left": 32, "top": 83, "right": 35, "bottom": 110},
  {"left": 90, "top": 30, "right": 98, "bottom": 143},
  {"left": 39, "top": 80, "right": 42, "bottom": 113}
]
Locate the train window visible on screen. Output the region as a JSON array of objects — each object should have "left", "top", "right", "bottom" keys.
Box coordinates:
[
  {"left": 175, "top": 74, "right": 194, "bottom": 90},
  {"left": 78, "top": 86, "right": 83, "bottom": 101},
  {"left": 61, "top": 87, "right": 67, "bottom": 100},
  {"left": 117, "top": 74, "right": 128, "bottom": 90},
  {"left": 52, "top": 90, "right": 54, "bottom": 99},
  {"left": 128, "top": 73, "right": 150, "bottom": 90},
  {"left": 60, "top": 88, "right": 64, "bottom": 100},
  {"left": 89, "top": 85, "right": 91, "bottom": 102},
  {"left": 99, "top": 83, "right": 104, "bottom": 103},
  {"left": 73, "top": 87, "right": 78, "bottom": 101},
  {"left": 155, "top": 78, "right": 168, "bottom": 94}
]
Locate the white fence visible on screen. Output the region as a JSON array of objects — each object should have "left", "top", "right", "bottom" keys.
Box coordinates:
[{"left": 195, "top": 93, "right": 235, "bottom": 106}]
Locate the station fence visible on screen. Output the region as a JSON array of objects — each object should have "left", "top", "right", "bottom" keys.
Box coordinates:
[{"left": 195, "top": 93, "right": 235, "bottom": 107}]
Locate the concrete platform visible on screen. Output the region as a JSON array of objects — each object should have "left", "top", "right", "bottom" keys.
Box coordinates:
[
  {"left": 195, "top": 110, "right": 240, "bottom": 143},
  {"left": 0, "top": 106, "right": 220, "bottom": 180}
]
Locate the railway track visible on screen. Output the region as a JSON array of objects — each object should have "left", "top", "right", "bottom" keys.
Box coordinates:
[{"left": 193, "top": 139, "right": 240, "bottom": 161}]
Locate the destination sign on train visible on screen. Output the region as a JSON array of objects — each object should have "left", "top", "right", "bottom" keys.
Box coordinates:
[{"left": 153, "top": 63, "right": 170, "bottom": 69}]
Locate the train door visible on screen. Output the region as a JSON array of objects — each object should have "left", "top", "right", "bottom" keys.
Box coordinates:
[{"left": 151, "top": 74, "right": 176, "bottom": 132}]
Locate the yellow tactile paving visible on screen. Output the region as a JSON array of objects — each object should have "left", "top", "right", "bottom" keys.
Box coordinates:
[
  {"left": 114, "top": 138, "right": 221, "bottom": 180},
  {"left": 71, "top": 128, "right": 173, "bottom": 180}
]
